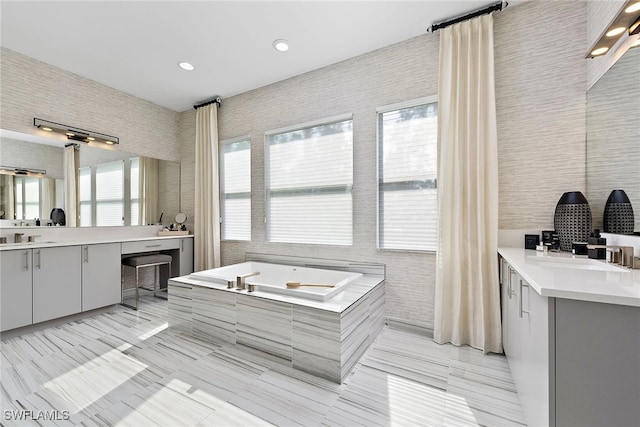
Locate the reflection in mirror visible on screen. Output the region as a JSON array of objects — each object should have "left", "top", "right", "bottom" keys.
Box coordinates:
[
  {"left": 586, "top": 46, "right": 640, "bottom": 233},
  {"left": 0, "top": 131, "right": 180, "bottom": 226},
  {"left": 0, "top": 137, "right": 65, "bottom": 223}
]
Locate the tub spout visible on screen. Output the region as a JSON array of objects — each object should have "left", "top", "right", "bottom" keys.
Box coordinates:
[{"left": 236, "top": 271, "right": 260, "bottom": 290}]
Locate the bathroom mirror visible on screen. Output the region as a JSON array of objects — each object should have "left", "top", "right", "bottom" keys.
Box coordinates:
[
  {"left": 586, "top": 46, "right": 640, "bottom": 233},
  {"left": 0, "top": 131, "right": 180, "bottom": 226}
]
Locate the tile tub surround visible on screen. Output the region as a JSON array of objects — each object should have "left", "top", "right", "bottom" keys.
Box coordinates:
[{"left": 168, "top": 256, "right": 385, "bottom": 383}]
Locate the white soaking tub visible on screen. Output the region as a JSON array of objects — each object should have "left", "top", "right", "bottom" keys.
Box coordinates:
[{"left": 189, "top": 261, "right": 362, "bottom": 301}]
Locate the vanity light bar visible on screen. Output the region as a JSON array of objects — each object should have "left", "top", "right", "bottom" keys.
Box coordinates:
[
  {"left": 586, "top": 0, "right": 640, "bottom": 58},
  {"left": 0, "top": 165, "right": 47, "bottom": 177},
  {"left": 33, "top": 118, "right": 119, "bottom": 145}
]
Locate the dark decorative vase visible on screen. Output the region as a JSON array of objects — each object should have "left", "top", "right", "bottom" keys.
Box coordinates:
[
  {"left": 554, "top": 191, "right": 592, "bottom": 252},
  {"left": 603, "top": 189, "right": 634, "bottom": 234}
]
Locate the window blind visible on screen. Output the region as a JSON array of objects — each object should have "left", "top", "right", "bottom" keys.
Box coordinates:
[
  {"left": 79, "top": 167, "right": 92, "bottom": 227},
  {"left": 95, "top": 161, "right": 124, "bottom": 226},
  {"left": 130, "top": 157, "right": 139, "bottom": 226},
  {"left": 220, "top": 137, "right": 251, "bottom": 241},
  {"left": 378, "top": 100, "right": 438, "bottom": 251},
  {"left": 266, "top": 117, "right": 353, "bottom": 245}
]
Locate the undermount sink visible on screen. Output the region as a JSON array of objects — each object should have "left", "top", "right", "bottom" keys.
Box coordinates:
[{"left": 526, "top": 255, "right": 629, "bottom": 273}]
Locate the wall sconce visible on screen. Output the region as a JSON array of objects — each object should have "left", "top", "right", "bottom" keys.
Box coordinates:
[
  {"left": 587, "top": 0, "right": 640, "bottom": 58},
  {"left": 0, "top": 165, "right": 47, "bottom": 177},
  {"left": 33, "top": 118, "right": 119, "bottom": 145}
]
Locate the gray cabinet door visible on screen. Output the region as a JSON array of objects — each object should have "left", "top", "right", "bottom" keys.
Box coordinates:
[
  {"left": 179, "top": 238, "right": 194, "bottom": 276},
  {"left": 32, "top": 246, "right": 81, "bottom": 323},
  {"left": 82, "top": 243, "right": 121, "bottom": 311},
  {"left": 0, "top": 249, "right": 33, "bottom": 331}
]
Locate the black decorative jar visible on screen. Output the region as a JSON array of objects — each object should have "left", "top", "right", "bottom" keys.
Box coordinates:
[
  {"left": 554, "top": 191, "right": 592, "bottom": 252},
  {"left": 603, "top": 189, "right": 634, "bottom": 234}
]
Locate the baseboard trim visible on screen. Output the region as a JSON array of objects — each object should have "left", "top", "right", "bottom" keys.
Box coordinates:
[{"left": 385, "top": 317, "right": 434, "bottom": 337}]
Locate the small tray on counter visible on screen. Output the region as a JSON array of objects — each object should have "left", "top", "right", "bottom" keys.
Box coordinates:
[{"left": 157, "top": 230, "right": 190, "bottom": 236}]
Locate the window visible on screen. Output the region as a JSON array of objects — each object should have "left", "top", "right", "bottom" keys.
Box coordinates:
[
  {"left": 14, "top": 177, "right": 40, "bottom": 220},
  {"left": 265, "top": 115, "right": 353, "bottom": 245},
  {"left": 130, "top": 157, "right": 139, "bottom": 226},
  {"left": 220, "top": 136, "right": 251, "bottom": 241},
  {"left": 79, "top": 160, "right": 126, "bottom": 227},
  {"left": 79, "top": 167, "right": 92, "bottom": 227},
  {"left": 378, "top": 98, "right": 438, "bottom": 251},
  {"left": 95, "top": 161, "right": 124, "bottom": 226}
]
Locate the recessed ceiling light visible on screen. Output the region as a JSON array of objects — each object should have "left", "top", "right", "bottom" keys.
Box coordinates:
[
  {"left": 606, "top": 26, "right": 626, "bottom": 37},
  {"left": 178, "top": 61, "right": 195, "bottom": 71},
  {"left": 625, "top": 2, "right": 640, "bottom": 13},
  {"left": 273, "top": 39, "right": 290, "bottom": 52}
]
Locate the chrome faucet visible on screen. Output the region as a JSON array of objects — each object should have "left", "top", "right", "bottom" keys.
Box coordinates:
[
  {"left": 586, "top": 245, "right": 636, "bottom": 269},
  {"left": 236, "top": 271, "right": 260, "bottom": 290},
  {"left": 14, "top": 233, "right": 24, "bottom": 243}
]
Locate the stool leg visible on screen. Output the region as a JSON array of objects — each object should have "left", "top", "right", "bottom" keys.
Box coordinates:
[{"left": 135, "top": 266, "right": 140, "bottom": 310}]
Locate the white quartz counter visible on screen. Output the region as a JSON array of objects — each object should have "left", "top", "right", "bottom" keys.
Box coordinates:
[
  {"left": 0, "top": 234, "right": 192, "bottom": 251},
  {"left": 499, "top": 247, "right": 640, "bottom": 307}
]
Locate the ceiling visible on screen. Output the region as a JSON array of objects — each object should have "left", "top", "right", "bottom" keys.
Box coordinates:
[{"left": 1, "top": 1, "right": 514, "bottom": 112}]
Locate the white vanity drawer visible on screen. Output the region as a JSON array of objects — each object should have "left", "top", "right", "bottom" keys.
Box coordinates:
[{"left": 122, "top": 239, "right": 180, "bottom": 254}]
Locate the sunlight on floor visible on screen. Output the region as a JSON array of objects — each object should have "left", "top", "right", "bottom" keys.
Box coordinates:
[
  {"left": 43, "top": 348, "right": 146, "bottom": 414},
  {"left": 137, "top": 322, "right": 168, "bottom": 341}
]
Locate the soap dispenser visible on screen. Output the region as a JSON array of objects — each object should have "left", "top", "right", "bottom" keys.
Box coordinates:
[{"left": 587, "top": 229, "right": 606, "bottom": 260}]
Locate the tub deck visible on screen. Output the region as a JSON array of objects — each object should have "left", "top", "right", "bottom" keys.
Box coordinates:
[{"left": 168, "top": 253, "right": 385, "bottom": 383}]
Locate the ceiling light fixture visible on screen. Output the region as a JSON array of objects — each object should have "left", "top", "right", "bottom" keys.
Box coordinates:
[
  {"left": 586, "top": 0, "right": 640, "bottom": 58},
  {"left": 33, "top": 118, "right": 119, "bottom": 145},
  {"left": 178, "top": 61, "right": 195, "bottom": 71},
  {"left": 273, "top": 39, "right": 290, "bottom": 52},
  {"left": 606, "top": 27, "right": 626, "bottom": 37},
  {"left": 625, "top": 1, "right": 640, "bottom": 13},
  {"left": 0, "top": 165, "right": 47, "bottom": 177}
]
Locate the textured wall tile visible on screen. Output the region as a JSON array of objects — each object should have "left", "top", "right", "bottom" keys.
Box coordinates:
[{"left": 0, "top": 48, "right": 180, "bottom": 161}]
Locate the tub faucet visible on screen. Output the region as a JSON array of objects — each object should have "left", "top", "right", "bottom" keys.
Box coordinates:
[
  {"left": 14, "top": 233, "right": 24, "bottom": 243},
  {"left": 236, "top": 271, "right": 260, "bottom": 290},
  {"left": 586, "top": 245, "right": 635, "bottom": 269}
]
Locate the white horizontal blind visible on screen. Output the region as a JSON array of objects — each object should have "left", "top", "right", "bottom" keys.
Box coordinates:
[
  {"left": 13, "top": 177, "right": 40, "bottom": 220},
  {"left": 130, "top": 157, "right": 139, "bottom": 226},
  {"left": 266, "top": 118, "right": 353, "bottom": 245},
  {"left": 220, "top": 137, "right": 251, "bottom": 240},
  {"left": 79, "top": 167, "right": 92, "bottom": 227},
  {"left": 95, "top": 161, "right": 124, "bottom": 226},
  {"left": 378, "top": 101, "right": 438, "bottom": 250}
]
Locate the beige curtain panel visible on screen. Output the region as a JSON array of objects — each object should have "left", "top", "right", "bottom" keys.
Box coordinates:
[
  {"left": 434, "top": 14, "right": 502, "bottom": 354},
  {"left": 64, "top": 145, "right": 78, "bottom": 227},
  {"left": 194, "top": 103, "right": 221, "bottom": 271}
]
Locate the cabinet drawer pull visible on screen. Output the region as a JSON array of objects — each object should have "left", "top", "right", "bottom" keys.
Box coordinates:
[
  {"left": 508, "top": 267, "right": 517, "bottom": 298},
  {"left": 145, "top": 244, "right": 162, "bottom": 248},
  {"left": 35, "top": 250, "right": 41, "bottom": 269},
  {"left": 84, "top": 246, "right": 89, "bottom": 263},
  {"left": 24, "top": 250, "right": 29, "bottom": 270},
  {"left": 519, "top": 279, "right": 530, "bottom": 318}
]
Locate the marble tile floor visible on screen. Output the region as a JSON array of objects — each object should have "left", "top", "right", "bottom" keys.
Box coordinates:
[{"left": 0, "top": 297, "right": 526, "bottom": 426}]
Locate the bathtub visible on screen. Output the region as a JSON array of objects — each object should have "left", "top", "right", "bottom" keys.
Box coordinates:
[{"left": 189, "top": 261, "right": 363, "bottom": 301}]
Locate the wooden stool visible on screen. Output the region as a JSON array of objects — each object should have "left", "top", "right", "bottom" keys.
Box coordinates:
[{"left": 121, "top": 254, "right": 172, "bottom": 310}]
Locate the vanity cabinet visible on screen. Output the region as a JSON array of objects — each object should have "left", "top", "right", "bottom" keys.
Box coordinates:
[
  {"left": 81, "top": 243, "right": 121, "bottom": 311},
  {"left": 178, "top": 237, "right": 194, "bottom": 276},
  {"left": 500, "top": 254, "right": 640, "bottom": 427},
  {"left": 32, "top": 246, "right": 82, "bottom": 323},
  {"left": 0, "top": 249, "right": 33, "bottom": 331},
  {"left": 503, "top": 264, "right": 552, "bottom": 427}
]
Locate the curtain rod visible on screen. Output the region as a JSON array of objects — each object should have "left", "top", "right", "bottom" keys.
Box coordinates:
[
  {"left": 428, "top": 1, "right": 507, "bottom": 32},
  {"left": 193, "top": 97, "right": 222, "bottom": 110}
]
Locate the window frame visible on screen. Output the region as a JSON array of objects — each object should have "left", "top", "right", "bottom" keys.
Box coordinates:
[
  {"left": 264, "top": 113, "right": 354, "bottom": 246},
  {"left": 376, "top": 95, "right": 438, "bottom": 253}
]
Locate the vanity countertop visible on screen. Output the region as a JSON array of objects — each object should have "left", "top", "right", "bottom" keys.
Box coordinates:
[
  {"left": 499, "top": 247, "right": 640, "bottom": 307},
  {"left": 0, "top": 234, "right": 193, "bottom": 251}
]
